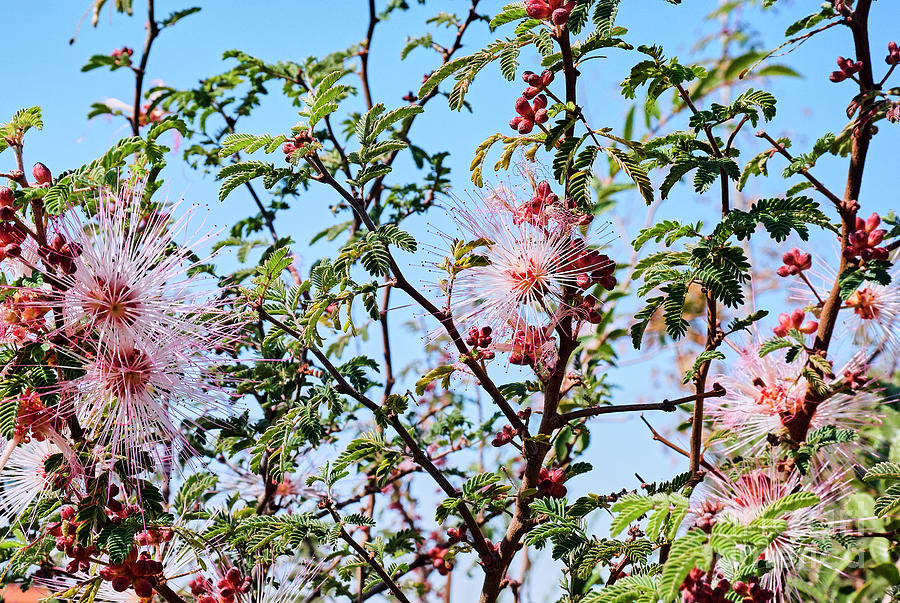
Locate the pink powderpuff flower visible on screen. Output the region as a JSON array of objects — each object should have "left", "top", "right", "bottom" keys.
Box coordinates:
[
  {"left": 791, "top": 259, "right": 900, "bottom": 361},
  {"left": 61, "top": 332, "right": 235, "bottom": 473},
  {"left": 20, "top": 180, "right": 238, "bottom": 351},
  {"left": 435, "top": 184, "right": 614, "bottom": 354},
  {"left": 0, "top": 439, "right": 79, "bottom": 531},
  {"left": 699, "top": 463, "right": 847, "bottom": 601},
  {"left": 706, "top": 344, "right": 880, "bottom": 462}
]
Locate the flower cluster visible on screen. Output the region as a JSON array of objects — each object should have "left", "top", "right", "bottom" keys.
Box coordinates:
[
  {"left": 509, "top": 94, "right": 548, "bottom": 134},
  {"left": 844, "top": 212, "right": 888, "bottom": 261},
  {"left": 772, "top": 309, "right": 818, "bottom": 337},
  {"left": 525, "top": 0, "right": 575, "bottom": 25},
  {"left": 441, "top": 180, "right": 614, "bottom": 368},
  {"left": 829, "top": 56, "right": 864, "bottom": 83},
  {"left": 775, "top": 247, "right": 811, "bottom": 277},
  {"left": 886, "top": 41, "right": 900, "bottom": 65}
]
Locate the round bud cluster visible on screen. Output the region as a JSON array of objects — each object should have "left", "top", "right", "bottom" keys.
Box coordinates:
[
  {"left": 111, "top": 47, "right": 134, "bottom": 59},
  {"left": 509, "top": 327, "right": 545, "bottom": 366},
  {"left": 843, "top": 367, "right": 868, "bottom": 390},
  {"left": 680, "top": 568, "right": 732, "bottom": 603},
  {"left": 491, "top": 424, "right": 515, "bottom": 447},
  {"left": 521, "top": 69, "right": 554, "bottom": 99},
  {"left": 402, "top": 91, "right": 417, "bottom": 103},
  {"left": 829, "top": 56, "right": 864, "bottom": 83},
  {"left": 886, "top": 41, "right": 900, "bottom": 66},
  {"left": 491, "top": 408, "right": 530, "bottom": 447},
  {"left": 776, "top": 247, "right": 812, "bottom": 277},
  {"left": 568, "top": 239, "right": 616, "bottom": 291},
  {"left": 13, "top": 390, "right": 56, "bottom": 443},
  {"left": 537, "top": 466, "right": 567, "bottom": 499},
  {"left": 773, "top": 309, "right": 818, "bottom": 337},
  {"left": 0, "top": 186, "right": 16, "bottom": 221},
  {"left": 281, "top": 130, "right": 315, "bottom": 162},
  {"left": 189, "top": 568, "right": 251, "bottom": 603},
  {"left": 466, "top": 326, "right": 495, "bottom": 360},
  {"left": 525, "top": 0, "right": 576, "bottom": 26},
  {"left": 478, "top": 539, "right": 501, "bottom": 568},
  {"left": 578, "top": 295, "right": 603, "bottom": 324},
  {"left": 731, "top": 576, "right": 775, "bottom": 602},
  {"left": 693, "top": 500, "right": 723, "bottom": 533},
  {"left": 39, "top": 233, "right": 83, "bottom": 275},
  {"left": 509, "top": 94, "right": 548, "bottom": 134},
  {"left": 844, "top": 212, "right": 889, "bottom": 262},
  {"left": 683, "top": 569, "right": 774, "bottom": 603},
  {"left": 99, "top": 548, "right": 165, "bottom": 598},
  {"left": 428, "top": 545, "right": 454, "bottom": 575},
  {"left": 48, "top": 508, "right": 97, "bottom": 573},
  {"left": 513, "top": 180, "right": 558, "bottom": 226},
  {"left": 136, "top": 528, "right": 174, "bottom": 546}
]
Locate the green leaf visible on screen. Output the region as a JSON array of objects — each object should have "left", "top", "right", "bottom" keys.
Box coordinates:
[
  {"left": 757, "top": 491, "right": 819, "bottom": 520},
  {"left": 490, "top": 5, "right": 528, "bottom": 30},
  {"left": 682, "top": 350, "right": 725, "bottom": 384},
  {"left": 864, "top": 462, "right": 900, "bottom": 482},
  {"left": 415, "top": 365, "right": 456, "bottom": 395},
  {"left": 609, "top": 493, "right": 654, "bottom": 537},
  {"left": 659, "top": 530, "right": 708, "bottom": 601}
]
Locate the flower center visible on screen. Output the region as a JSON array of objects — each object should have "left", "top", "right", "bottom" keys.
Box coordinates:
[
  {"left": 848, "top": 287, "right": 878, "bottom": 320},
  {"left": 755, "top": 385, "right": 787, "bottom": 413},
  {"left": 508, "top": 257, "right": 549, "bottom": 296},
  {"left": 106, "top": 349, "right": 153, "bottom": 399},
  {"left": 86, "top": 278, "right": 141, "bottom": 326}
]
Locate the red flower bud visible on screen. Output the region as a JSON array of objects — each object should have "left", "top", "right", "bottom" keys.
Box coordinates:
[{"left": 32, "top": 162, "right": 52, "bottom": 185}]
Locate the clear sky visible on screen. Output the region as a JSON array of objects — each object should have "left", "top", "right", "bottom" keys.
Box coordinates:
[{"left": 2, "top": 1, "right": 898, "bottom": 600}]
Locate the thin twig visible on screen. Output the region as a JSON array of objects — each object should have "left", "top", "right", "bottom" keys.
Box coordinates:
[{"left": 554, "top": 384, "right": 725, "bottom": 427}]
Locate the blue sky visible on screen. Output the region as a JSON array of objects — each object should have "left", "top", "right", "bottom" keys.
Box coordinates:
[{"left": 2, "top": 0, "right": 898, "bottom": 599}]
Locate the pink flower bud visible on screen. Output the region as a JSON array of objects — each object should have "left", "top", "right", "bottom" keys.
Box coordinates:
[
  {"left": 0, "top": 187, "right": 12, "bottom": 205},
  {"left": 868, "top": 229, "right": 886, "bottom": 246},
  {"left": 865, "top": 212, "right": 881, "bottom": 231},
  {"left": 514, "top": 97, "right": 533, "bottom": 118},
  {"left": 800, "top": 320, "right": 819, "bottom": 334},
  {"left": 517, "top": 119, "right": 534, "bottom": 134},
  {"left": 32, "top": 162, "right": 52, "bottom": 185},
  {"left": 829, "top": 71, "right": 847, "bottom": 82},
  {"left": 551, "top": 7, "right": 570, "bottom": 25}
]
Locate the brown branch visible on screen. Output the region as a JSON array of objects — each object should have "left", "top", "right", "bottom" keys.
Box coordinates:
[
  {"left": 305, "top": 154, "right": 526, "bottom": 435},
  {"left": 786, "top": 0, "right": 875, "bottom": 443},
  {"left": 154, "top": 583, "right": 188, "bottom": 603},
  {"left": 690, "top": 290, "right": 718, "bottom": 479},
  {"left": 359, "top": 0, "right": 378, "bottom": 111},
  {"left": 554, "top": 384, "right": 725, "bottom": 427},
  {"left": 379, "top": 279, "right": 396, "bottom": 399},
  {"left": 479, "top": 22, "right": 579, "bottom": 603},
  {"left": 755, "top": 130, "right": 843, "bottom": 208},
  {"left": 256, "top": 306, "right": 494, "bottom": 560},
  {"left": 640, "top": 415, "right": 725, "bottom": 480},
  {"left": 131, "top": 0, "right": 159, "bottom": 136},
  {"left": 325, "top": 504, "right": 411, "bottom": 603}
]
